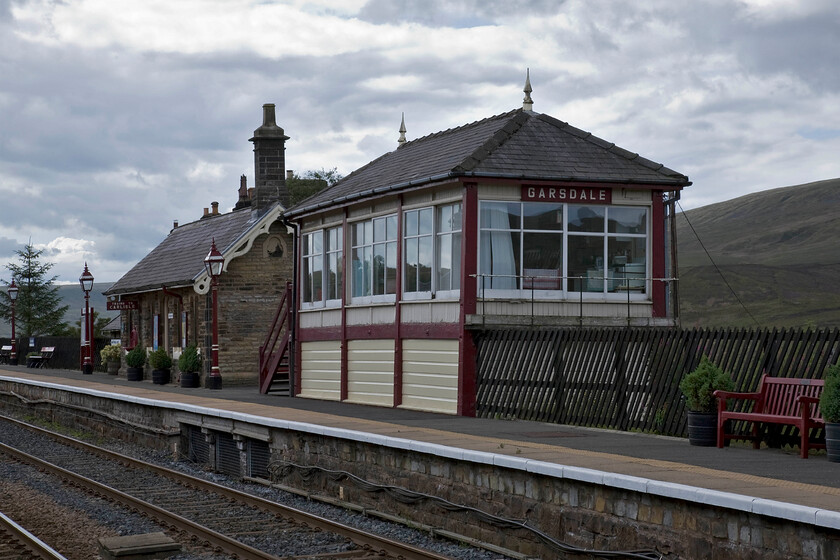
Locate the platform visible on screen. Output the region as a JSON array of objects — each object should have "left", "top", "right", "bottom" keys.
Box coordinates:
[{"left": 1, "top": 365, "right": 839, "bottom": 530}]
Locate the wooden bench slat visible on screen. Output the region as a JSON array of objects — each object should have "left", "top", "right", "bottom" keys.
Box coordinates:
[{"left": 714, "top": 374, "right": 825, "bottom": 459}]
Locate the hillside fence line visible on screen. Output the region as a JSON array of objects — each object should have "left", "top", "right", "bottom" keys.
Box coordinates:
[
  {"left": 473, "top": 327, "right": 840, "bottom": 442},
  {"left": 0, "top": 336, "right": 112, "bottom": 371}
]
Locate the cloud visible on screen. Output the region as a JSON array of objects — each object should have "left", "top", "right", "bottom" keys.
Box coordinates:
[{"left": 1, "top": 0, "right": 839, "bottom": 284}]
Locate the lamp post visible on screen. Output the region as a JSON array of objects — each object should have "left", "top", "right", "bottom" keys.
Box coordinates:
[
  {"left": 79, "top": 263, "right": 94, "bottom": 375},
  {"left": 204, "top": 239, "right": 224, "bottom": 390},
  {"left": 8, "top": 280, "right": 18, "bottom": 366}
]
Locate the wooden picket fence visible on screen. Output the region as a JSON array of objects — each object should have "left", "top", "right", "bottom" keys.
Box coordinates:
[
  {"left": 473, "top": 327, "right": 840, "bottom": 438},
  {"left": 0, "top": 336, "right": 112, "bottom": 371}
]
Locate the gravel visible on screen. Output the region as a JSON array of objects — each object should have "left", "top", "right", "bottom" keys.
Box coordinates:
[{"left": 0, "top": 416, "right": 514, "bottom": 560}]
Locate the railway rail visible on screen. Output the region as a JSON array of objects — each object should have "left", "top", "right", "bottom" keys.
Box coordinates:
[
  {"left": 0, "top": 511, "right": 67, "bottom": 560},
  {"left": 0, "top": 415, "right": 457, "bottom": 560}
]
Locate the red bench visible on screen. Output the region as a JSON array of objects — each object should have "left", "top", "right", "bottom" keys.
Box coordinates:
[{"left": 714, "top": 375, "right": 825, "bottom": 459}]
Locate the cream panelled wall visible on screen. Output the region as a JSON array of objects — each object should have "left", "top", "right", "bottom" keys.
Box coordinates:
[
  {"left": 401, "top": 339, "right": 459, "bottom": 414},
  {"left": 299, "top": 341, "right": 341, "bottom": 400},
  {"left": 299, "top": 338, "right": 460, "bottom": 414},
  {"left": 346, "top": 340, "right": 396, "bottom": 406}
]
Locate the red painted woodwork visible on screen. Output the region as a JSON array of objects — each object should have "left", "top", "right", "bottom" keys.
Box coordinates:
[
  {"left": 458, "top": 182, "right": 479, "bottom": 416},
  {"left": 651, "top": 191, "right": 666, "bottom": 317},
  {"left": 714, "top": 375, "right": 826, "bottom": 459}
]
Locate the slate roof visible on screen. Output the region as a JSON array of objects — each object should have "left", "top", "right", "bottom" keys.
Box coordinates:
[
  {"left": 104, "top": 207, "right": 262, "bottom": 296},
  {"left": 287, "top": 109, "right": 690, "bottom": 217}
]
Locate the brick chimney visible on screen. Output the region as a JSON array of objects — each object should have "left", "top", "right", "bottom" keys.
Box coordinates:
[
  {"left": 234, "top": 175, "right": 251, "bottom": 211},
  {"left": 249, "top": 103, "right": 290, "bottom": 214}
]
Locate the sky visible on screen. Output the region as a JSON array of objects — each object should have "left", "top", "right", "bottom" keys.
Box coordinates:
[{"left": 1, "top": 0, "right": 839, "bottom": 284}]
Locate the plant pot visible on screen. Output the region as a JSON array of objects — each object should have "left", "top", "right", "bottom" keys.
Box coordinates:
[
  {"left": 687, "top": 411, "right": 718, "bottom": 446},
  {"left": 152, "top": 368, "right": 170, "bottom": 385},
  {"left": 106, "top": 361, "right": 120, "bottom": 375},
  {"left": 826, "top": 423, "right": 840, "bottom": 463},
  {"left": 180, "top": 371, "right": 200, "bottom": 388},
  {"left": 126, "top": 366, "right": 144, "bottom": 381}
]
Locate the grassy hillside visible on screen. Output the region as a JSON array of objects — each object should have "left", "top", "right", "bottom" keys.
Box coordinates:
[
  {"left": 0, "top": 282, "right": 116, "bottom": 337},
  {"left": 677, "top": 178, "right": 840, "bottom": 328}
]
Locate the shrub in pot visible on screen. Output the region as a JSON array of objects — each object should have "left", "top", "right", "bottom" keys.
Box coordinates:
[
  {"left": 149, "top": 347, "right": 172, "bottom": 385},
  {"left": 125, "top": 346, "right": 146, "bottom": 382},
  {"left": 679, "top": 356, "right": 734, "bottom": 446},
  {"left": 100, "top": 344, "right": 122, "bottom": 374},
  {"left": 178, "top": 345, "right": 202, "bottom": 388},
  {"left": 820, "top": 364, "right": 840, "bottom": 462}
]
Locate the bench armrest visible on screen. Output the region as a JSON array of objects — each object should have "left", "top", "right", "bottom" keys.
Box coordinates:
[{"left": 797, "top": 395, "right": 821, "bottom": 422}]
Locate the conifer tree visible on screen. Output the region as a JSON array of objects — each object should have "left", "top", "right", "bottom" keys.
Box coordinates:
[{"left": 1, "top": 243, "right": 69, "bottom": 337}]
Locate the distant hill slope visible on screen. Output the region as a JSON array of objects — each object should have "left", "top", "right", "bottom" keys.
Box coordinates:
[
  {"left": 0, "top": 282, "right": 116, "bottom": 337},
  {"left": 677, "top": 178, "right": 840, "bottom": 328}
]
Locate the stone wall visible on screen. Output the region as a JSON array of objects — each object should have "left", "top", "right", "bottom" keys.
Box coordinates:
[
  {"left": 266, "top": 430, "right": 840, "bottom": 559},
  {"left": 3, "top": 380, "right": 837, "bottom": 560},
  {"left": 216, "top": 220, "right": 293, "bottom": 384},
  {"left": 115, "top": 221, "right": 293, "bottom": 386}
]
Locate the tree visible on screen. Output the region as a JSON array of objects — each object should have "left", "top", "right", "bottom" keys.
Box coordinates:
[
  {"left": 67, "top": 309, "right": 111, "bottom": 338},
  {"left": 0, "top": 243, "right": 69, "bottom": 337},
  {"left": 287, "top": 167, "right": 343, "bottom": 205}
]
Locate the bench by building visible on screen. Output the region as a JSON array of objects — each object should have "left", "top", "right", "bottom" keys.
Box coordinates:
[
  {"left": 26, "top": 346, "right": 55, "bottom": 369},
  {"left": 714, "top": 375, "right": 825, "bottom": 458},
  {"left": 0, "top": 346, "right": 11, "bottom": 364}
]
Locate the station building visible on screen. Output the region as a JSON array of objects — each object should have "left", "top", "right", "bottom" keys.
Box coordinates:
[
  {"left": 103, "top": 105, "right": 294, "bottom": 385},
  {"left": 283, "top": 81, "right": 691, "bottom": 415}
]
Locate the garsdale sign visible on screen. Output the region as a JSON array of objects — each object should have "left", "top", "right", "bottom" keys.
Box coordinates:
[{"left": 522, "top": 185, "right": 612, "bottom": 204}]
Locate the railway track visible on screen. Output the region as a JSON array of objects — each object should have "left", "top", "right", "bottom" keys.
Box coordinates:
[
  {"left": 0, "top": 415, "right": 456, "bottom": 560},
  {"left": 0, "top": 511, "right": 66, "bottom": 559}
]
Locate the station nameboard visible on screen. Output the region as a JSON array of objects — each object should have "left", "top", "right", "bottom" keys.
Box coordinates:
[
  {"left": 522, "top": 185, "right": 612, "bottom": 204},
  {"left": 107, "top": 301, "right": 139, "bottom": 311}
]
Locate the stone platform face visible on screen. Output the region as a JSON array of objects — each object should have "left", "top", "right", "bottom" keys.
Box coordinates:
[{"left": 2, "top": 371, "right": 839, "bottom": 559}]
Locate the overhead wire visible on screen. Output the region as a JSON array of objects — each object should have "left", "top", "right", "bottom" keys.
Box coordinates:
[{"left": 677, "top": 200, "right": 760, "bottom": 327}]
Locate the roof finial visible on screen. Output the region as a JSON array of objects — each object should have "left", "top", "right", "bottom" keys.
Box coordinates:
[
  {"left": 398, "top": 112, "right": 407, "bottom": 146},
  {"left": 523, "top": 68, "right": 533, "bottom": 111}
]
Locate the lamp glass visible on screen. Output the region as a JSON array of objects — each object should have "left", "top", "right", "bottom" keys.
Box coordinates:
[
  {"left": 7, "top": 281, "right": 17, "bottom": 302},
  {"left": 79, "top": 265, "right": 94, "bottom": 293},
  {"left": 204, "top": 243, "right": 224, "bottom": 278}
]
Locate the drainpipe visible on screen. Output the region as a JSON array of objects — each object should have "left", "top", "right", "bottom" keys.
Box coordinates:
[{"left": 281, "top": 215, "right": 299, "bottom": 396}]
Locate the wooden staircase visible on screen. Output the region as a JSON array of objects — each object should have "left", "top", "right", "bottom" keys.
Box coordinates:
[{"left": 259, "top": 281, "right": 293, "bottom": 395}]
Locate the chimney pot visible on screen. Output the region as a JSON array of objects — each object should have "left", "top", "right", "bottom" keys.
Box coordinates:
[
  {"left": 250, "top": 103, "right": 290, "bottom": 213},
  {"left": 211, "top": 201, "right": 219, "bottom": 215},
  {"left": 203, "top": 207, "right": 209, "bottom": 217},
  {"left": 287, "top": 170, "right": 294, "bottom": 180},
  {"left": 173, "top": 220, "right": 178, "bottom": 229}
]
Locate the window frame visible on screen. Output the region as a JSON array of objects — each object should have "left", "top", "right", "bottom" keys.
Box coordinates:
[
  {"left": 349, "top": 213, "right": 398, "bottom": 305},
  {"left": 301, "top": 225, "right": 343, "bottom": 310},
  {"left": 402, "top": 202, "right": 462, "bottom": 301},
  {"left": 478, "top": 200, "right": 649, "bottom": 300}
]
